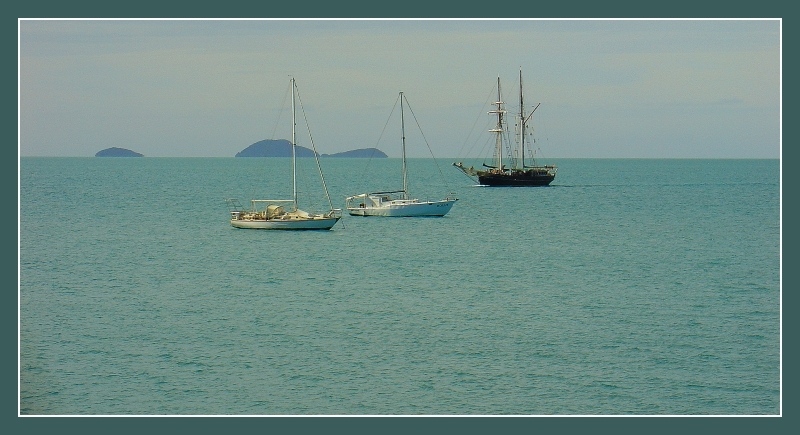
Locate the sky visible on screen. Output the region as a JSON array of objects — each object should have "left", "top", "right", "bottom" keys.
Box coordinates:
[{"left": 18, "top": 19, "right": 781, "bottom": 159}]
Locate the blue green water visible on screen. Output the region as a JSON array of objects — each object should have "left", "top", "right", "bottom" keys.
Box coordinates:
[{"left": 19, "top": 157, "right": 780, "bottom": 415}]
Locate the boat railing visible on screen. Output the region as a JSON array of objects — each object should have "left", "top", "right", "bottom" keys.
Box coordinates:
[
  {"left": 248, "top": 199, "right": 294, "bottom": 211},
  {"left": 367, "top": 190, "right": 405, "bottom": 195},
  {"left": 225, "top": 198, "right": 244, "bottom": 212},
  {"left": 250, "top": 199, "right": 295, "bottom": 204}
]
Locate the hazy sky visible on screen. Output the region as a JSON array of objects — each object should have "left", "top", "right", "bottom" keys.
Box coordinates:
[{"left": 19, "top": 19, "right": 780, "bottom": 159}]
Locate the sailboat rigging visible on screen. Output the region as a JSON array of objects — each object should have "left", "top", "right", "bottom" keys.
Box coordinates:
[
  {"left": 454, "top": 69, "right": 557, "bottom": 186},
  {"left": 226, "top": 77, "right": 342, "bottom": 230}
]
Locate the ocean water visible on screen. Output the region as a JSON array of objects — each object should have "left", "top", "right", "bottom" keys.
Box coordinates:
[{"left": 19, "top": 157, "right": 780, "bottom": 415}]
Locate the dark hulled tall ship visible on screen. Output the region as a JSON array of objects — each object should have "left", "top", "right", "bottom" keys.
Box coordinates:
[{"left": 454, "top": 70, "right": 557, "bottom": 186}]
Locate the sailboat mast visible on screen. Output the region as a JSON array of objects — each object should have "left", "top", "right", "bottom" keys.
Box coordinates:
[
  {"left": 291, "top": 77, "right": 297, "bottom": 211},
  {"left": 519, "top": 69, "right": 525, "bottom": 169},
  {"left": 400, "top": 92, "right": 408, "bottom": 200},
  {"left": 488, "top": 77, "right": 504, "bottom": 172}
]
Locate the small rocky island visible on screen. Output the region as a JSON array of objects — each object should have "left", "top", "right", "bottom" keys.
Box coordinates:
[
  {"left": 95, "top": 147, "right": 144, "bottom": 157},
  {"left": 236, "top": 139, "right": 387, "bottom": 158}
]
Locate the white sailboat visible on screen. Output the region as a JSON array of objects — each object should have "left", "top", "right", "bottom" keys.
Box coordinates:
[
  {"left": 227, "top": 77, "right": 341, "bottom": 230},
  {"left": 345, "top": 92, "right": 458, "bottom": 217}
]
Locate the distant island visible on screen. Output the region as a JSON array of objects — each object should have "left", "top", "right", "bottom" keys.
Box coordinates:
[
  {"left": 324, "top": 148, "right": 387, "bottom": 158},
  {"left": 95, "top": 147, "right": 143, "bottom": 157},
  {"left": 235, "top": 139, "right": 387, "bottom": 158}
]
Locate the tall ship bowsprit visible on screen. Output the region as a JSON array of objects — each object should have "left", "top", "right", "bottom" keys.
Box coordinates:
[{"left": 454, "top": 69, "right": 557, "bottom": 186}]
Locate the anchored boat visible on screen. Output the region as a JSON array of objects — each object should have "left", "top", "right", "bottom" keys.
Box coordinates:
[
  {"left": 227, "top": 77, "right": 341, "bottom": 230},
  {"left": 346, "top": 92, "right": 457, "bottom": 217},
  {"left": 454, "top": 69, "right": 557, "bottom": 186}
]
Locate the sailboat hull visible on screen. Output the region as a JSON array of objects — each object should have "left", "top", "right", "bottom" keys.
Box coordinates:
[
  {"left": 231, "top": 216, "right": 340, "bottom": 230},
  {"left": 347, "top": 198, "right": 457, "bottom": 217}
]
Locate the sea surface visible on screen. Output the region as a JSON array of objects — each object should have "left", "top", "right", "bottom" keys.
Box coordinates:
[{"left": 19, "top": 157, "right": 781, "bottom": 415}]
